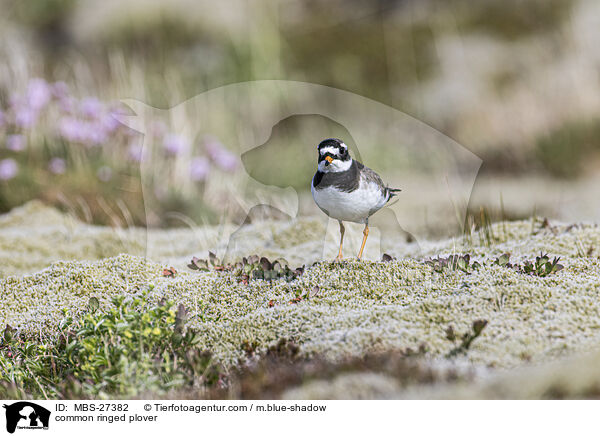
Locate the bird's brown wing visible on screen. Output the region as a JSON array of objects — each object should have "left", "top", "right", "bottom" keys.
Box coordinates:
[{"left": 358, "top": 162, "right": 401, "bottom": 203}]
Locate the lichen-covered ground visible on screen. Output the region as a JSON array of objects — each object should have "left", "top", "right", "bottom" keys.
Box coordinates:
[{"left": 1, "top": 201, "right": 600, "bottom": 399}]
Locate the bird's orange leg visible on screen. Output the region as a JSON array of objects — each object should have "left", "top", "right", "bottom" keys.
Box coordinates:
[
  {"left": 336, "top": 221, "right": 345, "bottom": 261},
  {"left": 357, "top": 222, "right": 369, "bottom": 260}
]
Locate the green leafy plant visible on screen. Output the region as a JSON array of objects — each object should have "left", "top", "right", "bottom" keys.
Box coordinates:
[
  {"left": 188, "top": 253, "right": 305, "bottom": 283},
  {"left": 425, "top": 254, "right": 481, "bottom": 274},
  {"left": 426, "top": 252, "right": 564, "bottom": 278},
  {"left": 445, "top": 319, "right": 488, "bottom": 357},
  {"left": 0, "top": 293, "right": 221, "bottom": 399},
  {"left": 493, "top": 253, "right": 564, "bottom": 277}
]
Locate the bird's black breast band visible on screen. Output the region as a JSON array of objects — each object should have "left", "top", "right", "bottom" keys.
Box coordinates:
[{"left": 312, "top": 160, "right": 363, "bottom": 193}]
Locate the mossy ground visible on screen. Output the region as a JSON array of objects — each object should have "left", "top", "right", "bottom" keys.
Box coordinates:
[{"left": 1, "top": 202, "right": 600, "bottom": 398}]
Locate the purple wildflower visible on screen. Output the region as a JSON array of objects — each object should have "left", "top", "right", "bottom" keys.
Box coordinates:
[
  {"left": 126, "top": 142, "right": 145, "bottom": 162},
  {"left": 163, "top": 133, "right": 188, "bottom": 155},
  {"left": 204, "top": 137, "right": 238, "bottom": 172},
  {"left": 190, "top": 156, "right": 210, "bottom": 181},
  {"left": 97, "top": 166, "right": 113, "bottom": 182},
  {"left": 26, "top": 78, "right": 51, "bottom": 110},
  {"left": 80, "top": 97, "right": 103, "bottom": 119},
  {"left": 6, "top": 134, "right": 26, "bottom": 152},
  {"left": 59, "top": 116, "right": 84, "bottom": 142},
  {"left": 0, "top": 159, "right": 18, "bottom": 180},
  {"left": 102, "top": 110, "right": 122, "bottom": 133},
  {"left": 51, "top": 81, "right": 69, "bottom": 100},
  {"left": 59, "top": 96, "right": 77, "bottom": 114},
  {"left": 86, "top": 122, "right": 108, "bottom": 145},
  {"left": 14, "top": 105, "right": 37, "bottom": 128},
  {"left": 101, "top": 109, "right": 126, "bottom": 133},
  {"left": 48, "top": 158, "right": 66, "bottom": 174},
  {"left": 58, "top": 117, "right": 104, "bottom": 145}
]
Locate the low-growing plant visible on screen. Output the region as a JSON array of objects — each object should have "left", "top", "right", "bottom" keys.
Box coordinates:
[
  {"left": 425, "top": 252, "right": 564, "bottom": 278},
  {"left": 425, "top": 254, "right": 481, "bottom": 274},
  {"left": 381, "top": 253, "right": 394, "bottom": 262},
  {"left": 445, "top": 319, "right": 488, "bottom": 357},
  {"left": 188, "top": 253, "right": 305, "bottom": 283},
  {"left": 493, "top": 252, "right": 564, "bottom": 277},
  {"left": 0, "top": 293, "right": 221, "bottom": 399}
]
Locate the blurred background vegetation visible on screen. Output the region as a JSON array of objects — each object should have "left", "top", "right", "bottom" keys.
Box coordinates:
[{"left": 0, "top": 0, "right": 599, "bottom": 233}]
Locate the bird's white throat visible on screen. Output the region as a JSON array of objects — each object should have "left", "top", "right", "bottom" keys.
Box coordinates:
[{"left": 318, "top": 158, "right": 353, "bottom": 173}]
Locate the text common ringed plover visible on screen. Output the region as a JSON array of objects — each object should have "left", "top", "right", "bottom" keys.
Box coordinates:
[{"left": 311, "top": 138, "right": 401, "bottom": 260}]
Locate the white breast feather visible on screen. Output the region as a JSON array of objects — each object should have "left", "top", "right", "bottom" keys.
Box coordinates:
[{"left": 311, "top": 177, "right": 386, "bottom": 223}]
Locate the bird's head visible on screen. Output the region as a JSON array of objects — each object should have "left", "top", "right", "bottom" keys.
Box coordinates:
[{"left": 317, "top": 138, "right": 352, "bottom": 172}]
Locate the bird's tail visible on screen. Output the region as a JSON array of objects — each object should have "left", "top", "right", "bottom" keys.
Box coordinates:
[{"left": 385, "top": 187, "right": 401, "bottom": 203}]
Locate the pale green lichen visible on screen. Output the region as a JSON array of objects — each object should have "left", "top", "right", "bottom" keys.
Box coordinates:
[
  {"left": 2, "top": 244, "right": 600, "bottom": 370},
  {"left": 0, "top": 201, "right": 146, "bottom": 278}
]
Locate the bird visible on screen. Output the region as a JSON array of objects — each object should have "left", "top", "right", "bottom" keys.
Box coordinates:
[{"left": 311, "top": 138, "right": 401, "bottom": 260}]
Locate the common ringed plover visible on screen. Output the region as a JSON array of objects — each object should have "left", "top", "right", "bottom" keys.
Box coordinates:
[{"left": 311, "top": 138, "right": 401, "bottom": 260}]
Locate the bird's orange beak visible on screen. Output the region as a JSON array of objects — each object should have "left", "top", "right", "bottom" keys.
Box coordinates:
[{"left": 325, "top": 156, "right": 333, "bottom": 163}]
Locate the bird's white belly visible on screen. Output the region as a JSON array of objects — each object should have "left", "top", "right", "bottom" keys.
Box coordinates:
[{"left": 311, "top": 181, "right": 385, "bottom": 223}]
